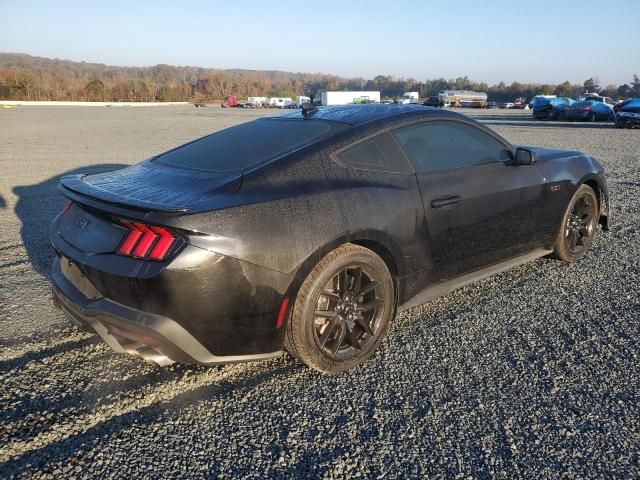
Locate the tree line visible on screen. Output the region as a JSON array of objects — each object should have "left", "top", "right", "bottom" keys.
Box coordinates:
[{"left": 1, "top": 53, "right": 639, "bottom": 103}]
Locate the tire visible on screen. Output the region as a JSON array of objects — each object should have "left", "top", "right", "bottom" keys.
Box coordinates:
[
  {"left": 553, "top": 184, "right": 599, "bottom": 262},
  {"left": 285, "top": 244, "right": 395, "bottom": 373},
  {"left": 588, "top": 112, "right": 597, "bottom": 123}
]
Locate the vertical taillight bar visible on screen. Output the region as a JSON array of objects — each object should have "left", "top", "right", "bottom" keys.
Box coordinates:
[{"left": 116, "top": 220, "right": 177, "bottom": 261}]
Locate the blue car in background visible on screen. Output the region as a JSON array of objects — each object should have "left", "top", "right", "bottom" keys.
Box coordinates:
[
  {"left": 532, "top": 97, "right": 575, "bottom": 120},
  {"left": 614, "top": 98, "right": 640, "bottom": 129},
  {"left": 565, "top": 100, "right": 615, "bottom": 122}
]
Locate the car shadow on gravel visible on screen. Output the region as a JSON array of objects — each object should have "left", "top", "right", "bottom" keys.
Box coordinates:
[
  {"left": 12, "top": 164, "right": 126, "bottom": 278},
  {"left": 3, "top": 360, "right": 214, "bottom": 431},
  {"left": 0, "top": 335, "right": 98, "bottom": 374},
  {"left": 0, "top": 362, "right": 299, "bottom": 477}
]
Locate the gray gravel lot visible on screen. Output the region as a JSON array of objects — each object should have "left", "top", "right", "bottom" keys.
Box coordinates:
[{"left": 0, "top": 106, "right": 638, "bottom": 479}]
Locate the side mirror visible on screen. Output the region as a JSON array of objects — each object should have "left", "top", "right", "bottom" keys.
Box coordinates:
[{"left": 514, "top": 147, "right": 538, "bottom": 165}]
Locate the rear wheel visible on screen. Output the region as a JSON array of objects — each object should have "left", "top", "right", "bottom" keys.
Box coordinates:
[
  {"left": 588, "top": 112, "right": 597, "bottom": 122},
  {"left": 285, "top": 244, "right": 395, "bottom": 373},
  {"left": 553, "top": 185, "right": 599, "bottom": 262}
]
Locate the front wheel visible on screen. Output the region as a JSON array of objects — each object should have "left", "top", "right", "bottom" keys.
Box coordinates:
[
  {"left": 285, "top": 244, "right": 395, "bottom": 373},
  {"left": 553, "top": 185, "right": 599, "bottom": 262}
]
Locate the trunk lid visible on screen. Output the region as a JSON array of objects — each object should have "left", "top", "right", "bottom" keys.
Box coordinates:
[{"left": 57, "top": 203, "right": 126, "bottom": 254}]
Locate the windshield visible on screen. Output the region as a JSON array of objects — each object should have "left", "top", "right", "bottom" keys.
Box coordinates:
[{"left": 154, "top": 118, "right": 347, "bottom": 173}]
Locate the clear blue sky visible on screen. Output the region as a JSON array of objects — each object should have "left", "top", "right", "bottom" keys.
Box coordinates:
[{"left": 1, "top": 0, "right": 638, "bottom": 86}]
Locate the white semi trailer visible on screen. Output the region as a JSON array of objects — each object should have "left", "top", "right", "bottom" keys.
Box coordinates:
[{"left": 320, "top": 91, "right": 381, "bottom": 106}]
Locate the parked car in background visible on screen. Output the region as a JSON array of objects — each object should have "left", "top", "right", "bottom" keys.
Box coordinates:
[
  {"left": 565, "top": 100, "right": 615, "bottom": 122},
  {"left": 486, "top": 101, "right": 500, "bottom": 109},
  {"left": 581, "top": 93, "right": 616, "bottom": 108},
  {"left": 423, "top": 96, "right": 444, "bottom": 107},
  {"left": 528, "top": 95, "right": 556, "bottom": 109},
  {"left": 532, "top": 97, "right": 575, "bottom": 120},
  {"left": 614, "top": 98, "right": 640, "bottom": 129},
  {"left": 50, "top": 104, "right": 611, "bottom": 373},
  {"left": 500, "top": 102, "right": 515, "bottom": 109}
]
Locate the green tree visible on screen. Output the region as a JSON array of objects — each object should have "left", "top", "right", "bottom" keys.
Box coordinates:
[
  {"left": 632, "top": 74, "right": 640, "bottom": 96},
  {"left": 583, "top": 77, "right": 600, "bottom": 94}
]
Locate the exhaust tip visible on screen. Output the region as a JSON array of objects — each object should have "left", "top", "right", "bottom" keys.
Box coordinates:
[{"left": 131, "top": 345, "right": 175, "bottom": 367}]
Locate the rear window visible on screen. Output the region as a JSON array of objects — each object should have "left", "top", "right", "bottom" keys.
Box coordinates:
[
  {"left": 533, "top": 97, "right": 551, "bottom": 107},
  {"left": 574, "top": 101, "right": 593, "bottom": 107},
  {"left": 154, "top": 118, "right": 346, "bottom": 172}
]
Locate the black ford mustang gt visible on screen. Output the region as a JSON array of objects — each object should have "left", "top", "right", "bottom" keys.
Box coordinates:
[{"left": 50, "top": 104, "right": 611, "bottom": 373}]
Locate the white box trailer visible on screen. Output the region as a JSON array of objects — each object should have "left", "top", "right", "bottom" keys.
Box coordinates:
[
  {"left": 267, "top": 97, "right": 293, "bottom": 108},
  {"left": 295, "top": 95, "right": 311, "bottom": 106},
  {"left": 247, "top": 96, "right": 268, "bottom": 106},
  {"left": 320, "top": 91, "right": 381, "bottom": 106},
  {"left": 399, "top": 92, "right": 420, "bottom": 104}
]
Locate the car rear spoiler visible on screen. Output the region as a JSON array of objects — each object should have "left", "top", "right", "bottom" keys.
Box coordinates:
[{"left": 59, "top": 174, "right": 190, "bottom": 218}]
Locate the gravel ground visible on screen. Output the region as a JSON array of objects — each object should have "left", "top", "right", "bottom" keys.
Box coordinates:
[{"left": 0, "top": 106, "right": 638, "bottom": 479}]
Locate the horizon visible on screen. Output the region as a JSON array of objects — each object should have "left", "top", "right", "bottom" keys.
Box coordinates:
[
  {"left": 1, "top": 0, "right": 639, "bottom": 86},
  {"left": 2, "top": 51, "right": 637, "bottom": 90}
]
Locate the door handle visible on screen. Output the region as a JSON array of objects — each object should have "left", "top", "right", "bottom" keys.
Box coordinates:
[{"left": 430, "top": 195, "right": 461, "bottom": 208}]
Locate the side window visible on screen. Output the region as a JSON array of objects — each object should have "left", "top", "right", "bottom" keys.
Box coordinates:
[
  {"left": 392, "top": 120, "right": 510, "bottom": 173},
  {"left": 336, "top": 133, "right": 412, "bottom": 173}
]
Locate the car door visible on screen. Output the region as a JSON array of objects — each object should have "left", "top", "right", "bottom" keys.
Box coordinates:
[{"left": 392, "top": 119, "right": 548, "bottom": 280}]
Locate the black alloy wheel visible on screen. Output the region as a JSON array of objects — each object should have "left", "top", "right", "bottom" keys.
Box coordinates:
[
  {"left": 313, "top": 264, "right": 383, "bottom": 359},
  {"left": 553, "top": 184, "right": 599, "bottom": 262},
  {"left": 285, "top": 244, "right": 395, "bottom": 373},
  {"left": 564, "top": 194, "right": 596, "bottom": 254}
]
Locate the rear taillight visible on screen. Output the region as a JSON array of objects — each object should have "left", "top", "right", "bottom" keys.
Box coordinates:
[
  {"left": 117, "top": 220, "right": 177, "bottom": 261},
  {"left": 582, "top": 107, "right": 591, "bottom": 111}
]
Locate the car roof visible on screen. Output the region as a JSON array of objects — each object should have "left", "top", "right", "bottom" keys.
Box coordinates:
[{"left": 274, "top": 104, "right": 452, "bottom": 126}]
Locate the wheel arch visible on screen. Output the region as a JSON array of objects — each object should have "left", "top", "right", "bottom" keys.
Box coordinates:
[
  {"left": 578, "top": 175, "right": 610, "bottom": 231},
  {"left": 287, "top": 230, "right": 405, "bottom": 306}
]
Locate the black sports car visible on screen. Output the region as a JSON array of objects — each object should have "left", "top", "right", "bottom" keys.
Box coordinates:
[{"left": 50, "top": 104, "right": 611, "bottom": 373}]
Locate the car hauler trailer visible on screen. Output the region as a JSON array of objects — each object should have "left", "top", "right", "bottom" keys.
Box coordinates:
[
  {"left": 437, "top": 90, "right": 488, "bottom": 108},
  {"left": 320, "top": 91, "right": 381, "bottom": 106}
]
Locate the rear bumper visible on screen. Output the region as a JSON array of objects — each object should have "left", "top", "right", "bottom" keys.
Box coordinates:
[
  {"left": 533, "top": 109, "right": 556, "bottom": 119},
  {"left": 51, "top": 255, "right": 284, "bottom": 366}
]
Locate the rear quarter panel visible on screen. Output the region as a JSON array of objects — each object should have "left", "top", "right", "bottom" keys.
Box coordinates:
[{"left": 166, "top": 123, "right": 433, "bottom": 304}]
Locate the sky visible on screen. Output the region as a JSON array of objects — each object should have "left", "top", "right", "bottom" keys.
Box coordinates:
[{"left": 1, "top": 0, "right": 639, "bottom": 86}]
